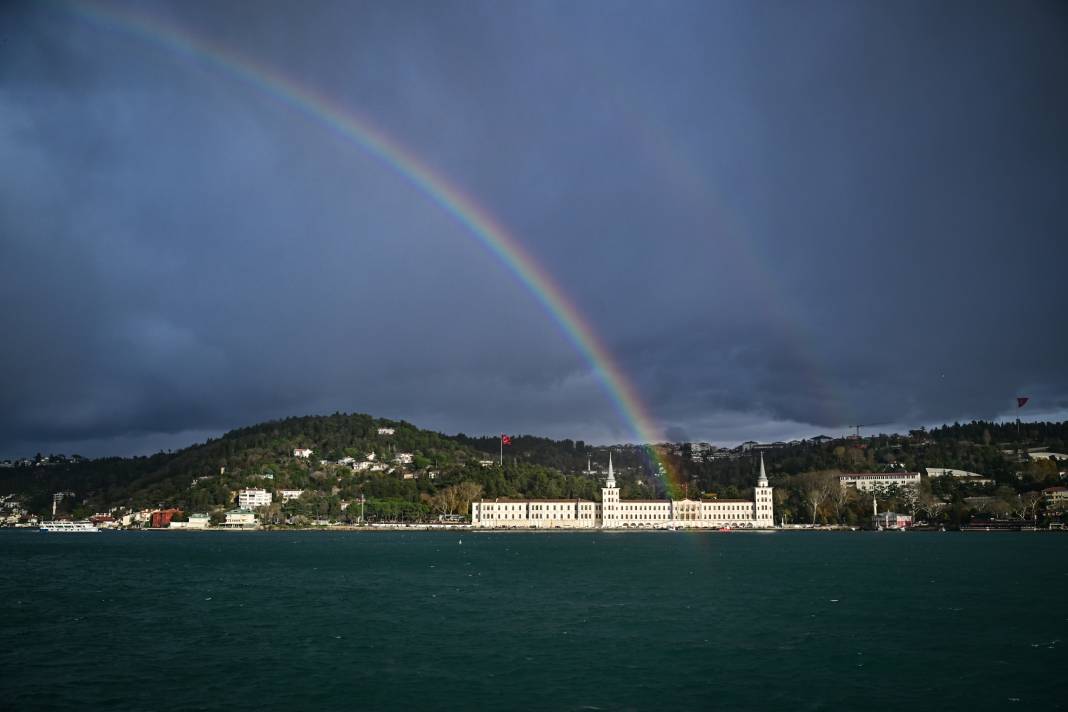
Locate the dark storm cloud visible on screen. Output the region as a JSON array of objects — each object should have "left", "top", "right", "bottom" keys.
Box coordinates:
[{"left": 2, "top": 0, "right": 1067, "bottom": 456}]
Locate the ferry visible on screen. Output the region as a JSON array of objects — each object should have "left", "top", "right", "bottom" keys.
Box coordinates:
[{"left": 40, "top": 520, "right": 99, "bottom": 533}]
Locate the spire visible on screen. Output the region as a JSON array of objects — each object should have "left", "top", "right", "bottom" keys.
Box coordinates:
[
  {"left": 758, "top": 452, "right": 769, "bottom": 487},
  {"left": 606, "top": 451, "right": 616, "bottom": 488}
]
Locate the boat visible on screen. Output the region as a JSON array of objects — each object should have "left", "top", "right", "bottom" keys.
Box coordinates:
[{"left": 39, "top": 520, "right": 99, "bottom": 533}]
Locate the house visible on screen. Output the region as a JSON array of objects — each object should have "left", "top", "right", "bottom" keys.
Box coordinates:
[
  {"left": 353, "top": 461, "right": 373, "bottom": 472},
  {"left": 279, "top": 489, "right": 304, "bottom": 502},
  {"left": 337, "top": 457, "right": 356, "bottom": 466},
  {"left": 221, "top": 509, "right": 257, "bottom": 529},
  {"left": 169, "top": 513, "right": 210, "bottom": 530},
  {"left": 478, "top": 460, "right": 496, "bottom": 467},
  {"left": 1043, "top": 486, "right": 1068, "bottom": 509},
  {"left": 810, "top": 435, "right": 834, "bottom": 444},
  {"left": 150, "top": 509, "right": 182, "bottom": 528},
  {"left": 293, "top": 448, "right": 313, "bottom": 458},
  {"left": 394, "top": 453, "right": 414, "bottom": 465},
  {"left": 377, "top": 428, "right": 395, "bottom": 436},
  {"left": 237, "top": 488, "right": 272, "bottom": 509}
]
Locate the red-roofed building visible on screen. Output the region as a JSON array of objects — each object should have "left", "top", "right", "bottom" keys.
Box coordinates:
[{"left": 150, "top": 509, "right": 182, "bottom": 528}]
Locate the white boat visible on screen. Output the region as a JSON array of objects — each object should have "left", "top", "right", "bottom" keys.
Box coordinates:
[{"left": 39, "top": 520, "right": 99, "bottom": 533}]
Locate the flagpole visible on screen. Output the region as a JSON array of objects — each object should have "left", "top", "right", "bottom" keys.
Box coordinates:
[{"left": 500, "top": 434, "right": 503, "bottom": 467}]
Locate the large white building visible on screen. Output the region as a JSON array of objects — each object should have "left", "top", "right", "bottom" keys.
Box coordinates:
[
  {"left": 471, "top": 454, "right": 775, "bottom": 529},
  {"left": 838, "top": 472, "right": 921, "bottom": 492},
  {"left": 237, "top": 488, "right": 273, "bottom": 509}
]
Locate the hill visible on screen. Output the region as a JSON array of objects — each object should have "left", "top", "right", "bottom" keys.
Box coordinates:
[{"left": 1, "top": 415, "right": 1065, "bottom": 526}]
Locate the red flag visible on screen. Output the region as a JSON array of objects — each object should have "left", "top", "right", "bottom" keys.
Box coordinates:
[
  {"left": 1017, "top": 397, "right": 1029, "bottom": 409},
  {"left": 501, "top": 434, "right": 512, "bottom": 445}
]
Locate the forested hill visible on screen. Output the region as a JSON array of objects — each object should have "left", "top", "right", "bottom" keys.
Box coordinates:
[{"left": 1, "top": 414, "right": 1066, "bottom": 523}]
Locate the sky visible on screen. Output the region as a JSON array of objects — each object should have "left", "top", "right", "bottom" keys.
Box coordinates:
[{"left": 2, "top": 0, "right": 1067, "bottom": 457}]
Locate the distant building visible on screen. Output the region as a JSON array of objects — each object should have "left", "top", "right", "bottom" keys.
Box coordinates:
[
  {"left": 238, "top": 488, "right": 272, "bottom": 509},
  {"left": 839, "top": 472, "right": 921, "bottom": 492},
  {"left": 394, "top": 453, "right": 414, "bottom": 465},
  {"left": 926, "top": 468, "right": 995, "bottom": 486},
  {"left": 221, "top": 509, "right": 257, "bottom": 529},
  {"left": 279, "top": 489, "right": 304, "bottom": 502},
  {"left": 169, "top": 514, "right": 210, "bottom": 530},
  {"left": 377, "top": 428, "right": 395, "bottom": 436},
  {"left": 1043, "top": 487, "right": 1068, "bottom": 510},
  {"left": 293, "top": 448, "right": 313, "bottom": 458},
  {"left": 150, "top": 509, "right": 182, "bottom": 528},
  {"left": 1028, "top": 451, "right": 1068, "bottom": 462},
  {"left": 478, "top": 460, "right": 496, "bottom": 468},
  {"left": 472, "top": 453, "right": 774, "bottom": 530},
  {"left": 337, "top": 457, "right": 356, "bottom": 466},
  {"left": 874, "top": 511, "right": 913, "bottom": 529},
  {"left": 810, "top": 435, "right": 834, "bottom": 444}
]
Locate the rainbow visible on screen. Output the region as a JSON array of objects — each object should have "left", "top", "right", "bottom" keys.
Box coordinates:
[{"left": 66, "top": 0, "right": 688, "bottom": 495}]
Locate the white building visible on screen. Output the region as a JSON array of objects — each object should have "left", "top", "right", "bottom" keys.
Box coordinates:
[
  {"left": 169, "top": 514, "right": 211, "bottom": 530},
  {"left": 838, "top": 472, "right": 921, "bottom": 492},
  {"left": 293, "top": 448, "right": 313, "bottom": 458},
  {"left": 221, "top": 509, "right": 257, "bottom": 529},
  {"left": 926, "top": 468, "right": 994, "bottom": 485},
  {"left": 377, "top": 428, "right": 395, "bottom": 436},
  {"left": 874, "top": 511, "right": 913, "bottom": 529},
  {"left": 237, "top": 488, "right": 273, "bottom": 509},
  {"left": 472, "top": 453, "right": 775, "bottom": 529},
  {"left": 279, "top": 489, "right": 304, "bottom": 502},
  {"left": 394, "top": 452, "right": 414, "bottom": 465}
]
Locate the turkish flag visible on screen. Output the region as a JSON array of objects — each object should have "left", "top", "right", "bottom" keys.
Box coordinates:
[
  {"left": 501, "top": 434, "right": 512, "bottom": 445},
  {"left": 1017, "top": 397, "right": 1029, "bottom": 408}
]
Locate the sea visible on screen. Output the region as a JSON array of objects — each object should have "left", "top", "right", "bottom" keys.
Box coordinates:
[{"left": 2, "top": 529, "right": 1065, "bottom": 711}]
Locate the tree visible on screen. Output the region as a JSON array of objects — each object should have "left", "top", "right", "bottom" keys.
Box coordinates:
[
  {"left": 830, "top": 480, "right": 854, "bottom": 523},
  {"left": 431, "top": 482, "right": 484, "bottom": 517},
  {"left": 1020, "top": 491, "right": 1042, "bottom": 522},
  {"left": 801, "top": 472, "right": 836, "bottom": 526}
]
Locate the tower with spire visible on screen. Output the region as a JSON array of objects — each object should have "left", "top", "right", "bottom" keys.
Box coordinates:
[
  {"left": 600, "top": 451, "right": 619, "bottom": 528},
  {"left": 754, "top": 452, "right": 774, "bottom": 527}
]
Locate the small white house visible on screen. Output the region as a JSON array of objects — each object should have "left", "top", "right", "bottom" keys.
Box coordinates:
[
  {"left": 394, "top": 453, "right": 414, "bottom": 465},
  {"left": 279, "top": 489, "right": 304, "bottom": 502},
  {"left": 377, "top": 428, "right": 395, "bottom": 436},
  {"left": 337, "top": 457, "right": 356, "bottom": 466},
  {"left": 293, "top": 448, "right": 313, "bottom": 458}
]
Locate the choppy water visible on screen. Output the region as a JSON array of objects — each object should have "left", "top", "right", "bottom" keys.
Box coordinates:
[{"left": 2, "top": 530, "right": 1065, "bottom": 710}]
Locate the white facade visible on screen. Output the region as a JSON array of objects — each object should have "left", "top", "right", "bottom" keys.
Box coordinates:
[
  {"left": 222, "top": 509, "right": 257, "bottom": 528},
  {"left": 238, "top": 488, "right": 273, "bottom": 509},
  {"left": 838, "top": 472, "right": 921, "bottom": 492},
  {"left": 293, "top": 448, "right": 313, "bottom": 458},
  {"left": 394, "top": 453, "right": 414, "bottom": 465},
  {"left": 377, "top": 428, "right": 395, "bottom": 436},
  {"left": 471, "top": 453, "right": 775, "bottom": 529},
  {"left": 279, "top": 489, "right": 304, "bottom": 502}
]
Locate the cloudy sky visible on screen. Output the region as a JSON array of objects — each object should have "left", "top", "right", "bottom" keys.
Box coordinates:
[{"left": 2, "top": 0, "right": 1067, "bottom": 457}]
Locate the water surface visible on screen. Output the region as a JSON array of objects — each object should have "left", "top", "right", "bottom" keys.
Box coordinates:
[{"left": 2, "top": 530, "right": 1064, "bottom": 710}]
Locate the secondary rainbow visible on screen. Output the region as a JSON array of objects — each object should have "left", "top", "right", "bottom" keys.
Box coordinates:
[{"left": 68, "top": 0, "right": 686, "bottom": 492}]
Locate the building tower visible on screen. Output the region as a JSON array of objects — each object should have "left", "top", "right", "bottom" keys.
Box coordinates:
[
  {"left": 601, "top": 452, "right": 619, "bottom": 528},
  {"left": 754, "top": 452, "right": 775, "bottom": 527}
]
